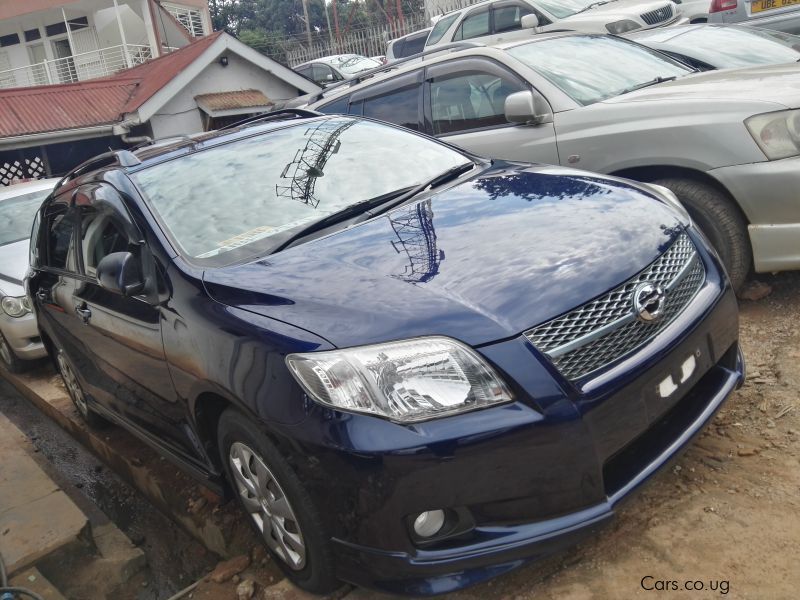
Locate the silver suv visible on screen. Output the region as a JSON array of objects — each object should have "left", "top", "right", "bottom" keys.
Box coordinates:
[
  {"left": 708, "top": 0, "right": 800, "bottom": 33},
  {"left": 307, "top": 34, "right": 800, "bottom": 291}
]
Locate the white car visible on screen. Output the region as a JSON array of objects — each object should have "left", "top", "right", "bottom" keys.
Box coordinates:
[
  {"left": 424, "top": 0, "right": 686, "bottom": 47},
  {"left": 293, "top": 54, "right": 383, "bottom": 87},
  {"left": 0, "top": 178, "right": 56, "bottom": 372}
]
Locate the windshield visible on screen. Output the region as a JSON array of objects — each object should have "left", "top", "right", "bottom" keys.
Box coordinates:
[
  {"left": 328, "top": 55, "right": 381, "bottom": 75},
  {"left": 132, "top": 118, "right": 470, "bottom": 264},
  {"left": 508, "top": 35, "right": 693, "bottom": 105},
  {"left": 0, "top": 188, "right": 50, "bottom": 246},
  {"left": 535, "top": 0, "right": 608, "bottom": 19},
  {"left": 658, "top": 26, "right": 800, "bottom": 68}
]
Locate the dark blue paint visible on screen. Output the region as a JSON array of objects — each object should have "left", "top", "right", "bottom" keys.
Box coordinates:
[{"left": 27, "top": 116, "right": 744, "bottom": 595}]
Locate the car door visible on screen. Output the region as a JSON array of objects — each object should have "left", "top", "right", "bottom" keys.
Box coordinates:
[
  {"left": 424, "top": 57, "right": 560, "bottom": 165},
  {"left": 490, "top": 1, "right": 542, "bottom": 45},
  {"left": 451, "top": 7, "right": 493, "bottom": 44},
  {"left": 70, "top": 182, "right": 201, "bottom": 460}
]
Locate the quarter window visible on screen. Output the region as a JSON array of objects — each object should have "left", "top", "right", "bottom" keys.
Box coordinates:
[
  {"left": 363, "top": 86, "right": 421, "bottom": 131},
  {"left": 431, "top": 71, "right": 523, "bottom": 135},
  {"left": 453, "top": 10, "right": 490, "bottom": 41}
]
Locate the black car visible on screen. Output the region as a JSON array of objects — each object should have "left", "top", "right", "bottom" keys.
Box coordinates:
[{"left": 27, "top": 111, "right": 743, "bottom": 595}]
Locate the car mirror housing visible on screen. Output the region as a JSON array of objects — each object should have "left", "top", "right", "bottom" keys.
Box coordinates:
[
  {"left": 520, "top": 14, "right": 539, "bottom": 30},
  {"left": 505, "top": 90, "right": 552, "bottom": 125},
  {"left": 96, "top": 251, "right": 145, "bottom": 296}
]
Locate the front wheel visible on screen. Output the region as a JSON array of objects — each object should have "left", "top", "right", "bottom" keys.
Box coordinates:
[
  {"left": 0, "top": 332, "right": 26, "bottom": 374},
  {"left": 55, "top": 349, "right": 107, "bottom": 428},
  {"left": 653, "top": 178, "right": 751, "bottom": 292},
  {"left": 217, "top": 409, "right": 339, "bottom": 594}
]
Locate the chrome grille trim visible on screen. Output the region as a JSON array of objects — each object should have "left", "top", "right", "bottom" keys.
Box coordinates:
[
  {"left": 524, "top": 233, "right": 705, "bottom": 381},
  {"left": 640, "top": 4, "right": 674, "bottom": 25}
]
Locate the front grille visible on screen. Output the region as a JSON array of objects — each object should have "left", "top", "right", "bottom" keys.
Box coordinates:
[
  {"left": 640, "top": 4, "right": 674, "bottom": 25},
  {"left": 524, "top": 233, "right": 705, "bottom": 381}
]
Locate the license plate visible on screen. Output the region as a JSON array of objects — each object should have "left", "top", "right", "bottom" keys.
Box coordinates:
[{"left": 752, "top": 0, "right": 800, "bottom": 14}]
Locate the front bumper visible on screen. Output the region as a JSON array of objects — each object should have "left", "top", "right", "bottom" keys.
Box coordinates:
[
  {"left": 278, "top": 236, "right": 743, "bottom": 595},
  {"left": 0, "top": 310, "right": 46, "bottom": 361},
  {"left": 709, "top": 156, "right": 800, "bottom": 273}
]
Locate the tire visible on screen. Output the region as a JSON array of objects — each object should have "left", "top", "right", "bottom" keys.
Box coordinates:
[
  {"left": 217, "top": 409, "right": 339, "bottom": 595},
  {"left": 0, "top": 332, "right": 27, "bottom": 374},
  {"left": 55, "top": 348, "right": 108, "bottom": 428},
  {"left": 653, "top": 178, "right": 751, "bottom": 292}
]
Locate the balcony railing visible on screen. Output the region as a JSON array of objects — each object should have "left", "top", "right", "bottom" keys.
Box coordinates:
[{"left": 0, "top": 44, "right": 153, "bottom": 90}]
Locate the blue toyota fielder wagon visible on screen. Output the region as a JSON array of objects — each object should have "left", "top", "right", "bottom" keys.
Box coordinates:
[{"left": 27, "top": 112, "right": 744, "bottom": 595}]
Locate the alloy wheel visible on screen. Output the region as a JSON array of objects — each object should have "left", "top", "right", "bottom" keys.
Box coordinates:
[
  {"left": 57, "top": 351, "right": 88, "bottom": 417},
  {"left": 229, "top": 441, "right": 307, "bottom": 570}
]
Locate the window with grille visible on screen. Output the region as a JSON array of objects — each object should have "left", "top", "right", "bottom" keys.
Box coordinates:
[{"left": 163, "top": 3, "right": 207, "bottom": 37}]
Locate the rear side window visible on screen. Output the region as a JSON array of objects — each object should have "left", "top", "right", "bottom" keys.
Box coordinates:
[
  {"left": 453, "top": 10, "right": 490, "bottom": 41},
  {"left": 363, "top": 86, "right": 421, "bottom": 131},
  {"left": 43, "top": 201, "right": 77, "bottom": 271},
  {"left": 431, "top": 71, "right": 523, "bottom": 134},
  {"left": 427, "top": 13, "right": 459, "bottom": 46}
]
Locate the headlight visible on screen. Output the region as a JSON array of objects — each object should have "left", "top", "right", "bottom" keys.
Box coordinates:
[
  {"left": 1, "top": 295, "right": 31, "bottom": 318},
  {"left": 642, "top": 183, "right": 692, "bottom": 225},
  {"left": 286, "top": 337, "right": 513, "bottom": 423},
  {"left": 745, "top": 109, "right": 800, "bottom": 160},
  {"left": 606, "top": 20, "right": 641, "bottom": 34}
]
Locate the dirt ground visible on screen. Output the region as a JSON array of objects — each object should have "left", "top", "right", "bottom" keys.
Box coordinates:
[{"left": 440, "top": 272, "right": 800, "bottom": 600}]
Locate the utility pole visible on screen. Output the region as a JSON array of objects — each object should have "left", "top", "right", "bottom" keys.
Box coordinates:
[
  {"left": 332, "top": 0, "right": 340, "bottom": 47},
  {"left": 324, "top": 1, "right": 335, "bottom": 49},
  {"left": 301, "top": 0, "right": 312, "bottom": 47}
]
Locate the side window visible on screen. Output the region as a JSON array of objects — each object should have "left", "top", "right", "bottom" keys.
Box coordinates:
[
  {"left": 362, "top": 85, "right": 421, "bottom": 130},
  {"left": 312, "top": 63, "right": 336, "bottom": 84},
  {"left": 295, "top": 65, "right": 312, "bottom": 79},
  {"left": 430, "top": 70, "right": 523, "bottom": 135},
  {"left": 426, "top": 13, "right": 459, "bottom": 46},
  {"left": 43, "top": 200, "right": 77, "bottom": 271},
  {"left": 493, "top": 4, "right": 534, "bottom": 33},
  {"left": 318, "top": 96, "right": 350, "bottom": 114},
  {"left": 453, "top": 10, "right": 490, "bottom": 41},
  {"left": 403, "top": 34, "right": 427, "bottom": 57},
  {"left": 76, "top": 187, "right": 134, "bottom": 278}
]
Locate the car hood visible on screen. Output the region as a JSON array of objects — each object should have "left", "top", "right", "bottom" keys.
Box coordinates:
[
  {"left": 0, "top": 239, "right": 28, "bottom": 297},
  {"left": 604, "top": 63, "right": 800, "bottom": 109},
  {"left": 203, "top": 164, "right": 685, "bottom": 348}
]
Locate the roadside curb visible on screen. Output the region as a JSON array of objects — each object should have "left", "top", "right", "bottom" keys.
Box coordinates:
[{"left": 0, "top": 365, "right": 253, "bottom": 560}]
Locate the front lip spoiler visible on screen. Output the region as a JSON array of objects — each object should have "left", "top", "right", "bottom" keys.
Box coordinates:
[{"left": 331, "top": 346, "right": 744, "bottom": 596}]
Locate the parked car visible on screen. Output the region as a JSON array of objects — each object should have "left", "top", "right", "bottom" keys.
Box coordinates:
[
  {"left": 673, "top": 0, "right": 711, "bottom": 22},
  {"left": 387, "top": 28, "right": 432, "bottom": 60},
  {"left": 309, "top": 33, "right": 800, "bottom": 291},
  {"left": 708, "top": 0, "right": 800, "bottom": 33},
  {"left": 423, "top": 0, "right": 686, "bottom": 48},
  {"left": 628, "top": 23, "right": 800, "bottom": 69},
  {"left": 293, "top": 54, "right": 383, "bottom": 86},
  {"left": 0, "top": 178, "right": 56, "bottom": 372},
  {"left": 28, "top": 112, "right": 743, "bottom": 595}
]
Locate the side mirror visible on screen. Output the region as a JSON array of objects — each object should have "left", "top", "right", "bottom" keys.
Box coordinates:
[
  {"left": 521, "top": 14, "right": 539, "bottom": 30},
  {"left": 504, "top": 90, "right": 553, "bottom": 125},
  {"left": 96, "top": 252, "right": 144, "bottom": 296}
]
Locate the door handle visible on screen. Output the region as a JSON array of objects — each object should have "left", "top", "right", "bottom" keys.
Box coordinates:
[
  {"left": 36, "top": 290, "right": 48, "bottom": 303},
  {"left": 75, "top": 304, "right": 92, "bottom": 324}
]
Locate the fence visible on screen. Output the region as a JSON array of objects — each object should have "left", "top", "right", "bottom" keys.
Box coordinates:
[{"left": 0, "top": 44, "right": 153, "bottom": 90}]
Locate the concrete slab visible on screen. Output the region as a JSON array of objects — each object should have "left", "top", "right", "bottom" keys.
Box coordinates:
[
  {"left": 0, "top": 412, "right": 90, "bottom": 575},
  {"left": 9, "top": 567, "right": 67, "bottom": 600}
]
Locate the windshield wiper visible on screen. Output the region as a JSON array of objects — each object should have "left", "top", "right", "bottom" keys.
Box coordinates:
[
  {"left": 619, "top": 75, "right": 677, "bottom": 95},
  {"left": 575, "top": 0, "right": 616, "bottom": 14},
  {"left": 269, "top": 162, "right": 479, "bottom": 254},
  {"left": 355, "top": 161, "right": 479, "bottom": 221}
]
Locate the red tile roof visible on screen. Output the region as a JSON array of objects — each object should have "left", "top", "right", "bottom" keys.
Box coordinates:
[{"left": 0, "top": 32, "right": 224, "bottom": 139}]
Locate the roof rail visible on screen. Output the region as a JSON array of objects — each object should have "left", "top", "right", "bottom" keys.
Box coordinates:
[
  {"left": 131, "top": 134, "right": 195, "bottom": 151},
  {"left": 55, "top": 149, "right": 141, "bottom": 189},
  {"left": 308, "top": 42, "right": 485, "bottom": 103},
  {"left": 219, "top": 108, "right": 322, "bottom": 131}
]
